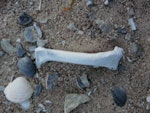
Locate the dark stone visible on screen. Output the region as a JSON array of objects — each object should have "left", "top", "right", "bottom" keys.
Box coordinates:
[
  {"left": 18, "top": 12, "right": 32, "bottom": 26},
  {"left": 16, "top": 43, "right": 26, "bottom": 58},
  {"left": 34, "top": 84, "right": 42, "bottom": 96},
  {"left": 117, "top": 28, "right": 127, "bottom": 34},
  {"left": 112, "top": 87, "right": 127, "bottom": 107},
  {"left": 46, "top": 74, "right": 59, "bottom": 89},
  {"left": 17, "top": 57, "right": 36, "bottom": 78}
]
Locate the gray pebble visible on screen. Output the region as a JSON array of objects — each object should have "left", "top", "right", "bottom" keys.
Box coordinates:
[
  {"left": 24, "top": 26, "right": 36, "bottom": 43},
  {"left": 46, "top": 74, "right": 59, "bottom": 89},
  {"left": 0, "top": 86, "right": 5, "bottom": 91},
  {"left": 0, "top": 39, "right": 16, "bottom": 54},
  {"left": 37, "top": 39, "right": 48, "bottom": 47},
  {"left": 67, "top": 22, "right": 77, "bottom": 31},
  {"left": 86, "top": 0, "right": 94, "bottom": 6},
  {"left": 76, "top": 74, "right": 90, "bottom": 89},
  {"left": 117, "top": 28, "right": 127, "bottom": 34},
  {"left": 95, "top": 19, "right": 113, "bottom": 33},
  {"left": 125, "top": 33, "right": 131, "bottom": 40},
  {"left": 0, "top": 51, "right": 4, "bottom": 57},
  {"left": 29, "top": 46, "right": 36, "bottom": 52},
  {"left": 16, "top": 43, "right": 26, "bottom": 58},
  {"left": 34, "top": 84, "right": 42, "bottom": 96},
  {"left": 128, "top": 8, "right": 134, "bottom": 16},
  {"left": 130, "top": 43, "right": 142, "bottom": 57}
]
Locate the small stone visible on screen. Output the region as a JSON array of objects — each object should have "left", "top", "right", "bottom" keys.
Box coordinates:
[
  {"left": 86, "top": 0, "right": 94, "bottom": 6},
  {"left": 24, "top": 26, "right": 36, "bottom": 43},
  {"left": 39, "top": 18, "right": 49, "bottom": 24},
  {"left": 125, "top": 33, "right": 131, "bottom": 40},
  {"left": 16, "top": 43, "right": 26, "bottom": 58},
  {"left": 111, "top": 87, "right": 127, "bottom": 107},
  {"left": 117, "top": 28, "right": 127, "bottom": 34},
  {"left": 128, "top": 18, "right": 137, "bottom": 31},
  {"left": 29, "top": 46, "right": 36, "bottom": 52},
  {"left": 67, "top": 22, "right": 77, "bottom": 31},
  {"left": 18, "top": 12, "right": 32, "bottom": 26},
  {"left": 46, "top": 74, "right": 59, "bottom": 89},
  {"left": 95, "top": 19, "right": 113, "bottom": 33},
  {"left": 130, "top": 43, "right": 142, "bottom": 57},
  {"left": 37, "top": 39, "right": 48, "bottom": 47},
  {"left": 0, "top": 39, "right": 16, "bottom": 54},
  {"left": 0, "top": 51, "right": 4, "bottom": 57},
  {"left": 38, "top": 103, "right": 47, "bottom": 112},
  {"left": 104, "top": 0, "right": 109, "bottom": 5},
  {"left": 33, "top": 22, "right": 42, "bottom": 38},
  {"left": 64, "top": 94, "right": 90, "bottom": 113},
  {"left": 0, "top": 86, "right": 5, "bottom": 91},
  {"left": 127, "top": 8, "right": 134, "bottom": 16},
  {"left": 77, "top": 30, "right": 84, "bottom": 35},
  {"left": 34, "top": 84, "right": 42, "bottom": 96},
  {"left": 76, "top": 74, "right": 90, "bottom": 89}
]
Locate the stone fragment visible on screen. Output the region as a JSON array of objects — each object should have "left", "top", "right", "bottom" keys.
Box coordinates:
[
  {"left": 64, "top": 94, "right": 90, "bottom": 113},
  {"left": 46, "top": 74, "right": 59, "bottom": 89},
  {"left": 67, "top": 22, "right": 77, "bottom": 31},
  {"left": 33, "top": 22, "right": 42, "bottom": 38},
  {"left": 37, "top": 39, "right": 48, "bottom": 47},
  {"left": 16, "top": 43, "right": 26, "bottom": 58},
  {"left": 24, "top": 26, "right": 36, "bottom": 43}
]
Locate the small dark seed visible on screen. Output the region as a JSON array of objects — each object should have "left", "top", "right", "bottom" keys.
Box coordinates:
[
  {"left": 112, "top": 87, "right": 127, "bottom": 107},
  {"left": 18, "top": 12, "right": 32, "bottom": 26}
]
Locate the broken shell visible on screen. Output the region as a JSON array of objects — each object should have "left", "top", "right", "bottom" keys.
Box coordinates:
[
  {"left": 0, "top": 39, "right": 16, "bottom": 54},
  {"left": 76, "top": 74, "right": 90, "bottom": 89},
  {"left": 46, "top": 74, "right": 59, "bottom": 89},
  {"left": 112, "top": 87, "right": 127, "bottom": 107},
  {"left": 34, "top": 84, "right": 42, "bottom": 96},
  {"left": 24, "top": 26, "right": 36, "bottom": 43},
  {"left": 4, "top": 77, "right": 33, "bottom": 103},
  {"left": 17, "top": 57, "right": 36, "bottom": 78},
  {"left": 16, "top": 43, "right": 26, "bottom": 58},
  {"left": 18, "top": 12, "right": 32, "bottom": 26}
]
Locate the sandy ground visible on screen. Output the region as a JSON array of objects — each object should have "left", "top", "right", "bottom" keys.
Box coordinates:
[{"left": 0, "top": 0, "right": 150, "bottom": 113}]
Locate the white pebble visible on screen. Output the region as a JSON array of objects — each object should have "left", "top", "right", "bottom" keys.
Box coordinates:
[{"left": 128, "top": 18, "right": 137, "bottom": 31}]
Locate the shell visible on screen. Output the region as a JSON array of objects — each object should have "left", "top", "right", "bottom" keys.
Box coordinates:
[
  {"left": 112, "top": 87, "right": 127, "bottom": 107},
  {"left": 17, "top": 57, "right": 36, "bottom": 78},
  {"left": 4, "top": 77, "right": 33, "bottom": 103},
  {"left": 18, "top": 12, "right": 32, "bottom": 26},
  {"left": 0, "top": 39, "right": 16, "bottom": 54},
  {"left": 16, "top": 43, "right": 26, "bottom": 58},
  {"left": 24, "top": 26, "right": 36, "bottom": 43}
]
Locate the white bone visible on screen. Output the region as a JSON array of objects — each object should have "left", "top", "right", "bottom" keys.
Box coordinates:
[{"left": 35, "top": 46, "right": 124, "bottom": 70}]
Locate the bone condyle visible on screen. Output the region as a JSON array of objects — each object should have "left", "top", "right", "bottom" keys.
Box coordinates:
[{"left": 35, "top": 46, "right": 124, "bottom": 70}]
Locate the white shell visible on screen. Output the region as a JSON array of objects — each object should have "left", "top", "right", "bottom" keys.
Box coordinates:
[{"left": 4, "top": 77, "right": 33, "bottom": 103}]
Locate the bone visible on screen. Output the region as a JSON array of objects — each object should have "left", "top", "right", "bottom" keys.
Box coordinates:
[{"left": 35, "top": 46, "right": 124, "bottom": 70}]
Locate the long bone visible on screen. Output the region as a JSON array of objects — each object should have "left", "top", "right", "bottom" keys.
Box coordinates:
[{"left": 35, "top": 46, "right": 124, "bottom": 70}]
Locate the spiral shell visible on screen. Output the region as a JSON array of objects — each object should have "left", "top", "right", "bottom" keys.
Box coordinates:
[{"left": 4, "top": 77, "right": 33, "bottom": 103}]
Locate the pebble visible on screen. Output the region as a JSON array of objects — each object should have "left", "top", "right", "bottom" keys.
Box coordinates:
[
  {"left": 130, "top": 43, "right": 142, "bottom": 57},
  {"left": 29, "top": 46, "right": 36, "bottom": 52},
  {"left": 34, "top": 84, "right": 42, "bottom": 96},
  {"left": 67, "top": 22, "right": 77, "bottom": 31},
  {"left": 46, "top": 74, "right": 59, "bottom": 89},
  {"left": 37, "top": 39, "right": 48, "bottom": 47},
  {"left": 38, "top": 103, "right": 47, "bottom": 112},
  {"left": 17, "top": 57, "right": 36, "bottom": 78},
  {"left": 86, "top": 0, "right": 94, "bottom": 6},
  {"left": 146, "top": 95, "right": 150, "bottom": 110},
  {"left": 77, "top": 30, "right": 84, "bottom": 35},
  {"left": 0, "top": 51, "right": 4, "bottom": 56},
  {"left": 0, "top": 86, "right": 5, "bottom": 91},
  {"left": 127, "top": 8, "right": 134, "bottom": 16},
  {"left": 128, "top": 18, "right": 137, "bottom": 31},
  {"left": 111, "top": 87, "right": 127, "bottom": 107},
  {"left": 33, "top": 22, "right": 42, "bottom": 38},
  {"left": 117, "top": 28, "right": 127, "bottom": 34},
  {"left": 18, "top": 12, "right": 32, "bottom": 26},
  {"left": 0, "top": 39, "right": 16, "bottom": 54},
  {"left": 76, "top": 74, "right": 90, "bottom": 89},
  {"left": 64, "top": 94, "right": 90, "bottom": 113},
  {"left": 104, "top": 0, "right": 109, "bottom": 5},
  {"left": 16, "top": 43, "right": 26, "bottom": 58},
  {"left": 24, "top": 26, "right": 36, "bottom": 43},
  {"left": 125, "top": 33, "right": 131, "bottom": 40},
  {"left": 95, "top": 19, "right": 113, "bottom": 33}
]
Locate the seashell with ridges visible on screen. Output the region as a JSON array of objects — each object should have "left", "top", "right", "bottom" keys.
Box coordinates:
[
  {"left": 4, "top": 77, "right": 33, "bottom": 104},
  {"left": 17, "top": 57, "right": 36, "bottom": 78}
]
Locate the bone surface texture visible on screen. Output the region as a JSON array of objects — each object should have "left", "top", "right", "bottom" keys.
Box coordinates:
[{"left": 35, "top": 46, "right": 124, "bottom": 70}]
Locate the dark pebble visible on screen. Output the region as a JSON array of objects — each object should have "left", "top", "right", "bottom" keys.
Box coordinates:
[
  {"left": 16, "top": 43, "right": 26, "bottom": 58},
  {"left": 18, "top": 12, "right": 32, "bottom": 26},
  {"left": 117, "top": 28, "right": 127, "bottom": 34},
  {"left": 34, "top": 84, "right": 42, "bottom": 96},
  {"left": 112, "top": 87, "right": 127, "bottom": 107},
  {"left": 17, "top": 57, "right": 36, "bottom": 78}
]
